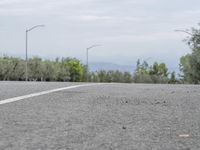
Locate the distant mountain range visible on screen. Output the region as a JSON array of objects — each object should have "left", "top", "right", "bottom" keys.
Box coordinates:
[{"left": 89, "top": 62, "right": 135, "bottom": 73}]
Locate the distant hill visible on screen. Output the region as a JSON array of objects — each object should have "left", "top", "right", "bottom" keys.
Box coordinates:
[{"left": 89, "top": 62, "right": 135, "bottom": 73}]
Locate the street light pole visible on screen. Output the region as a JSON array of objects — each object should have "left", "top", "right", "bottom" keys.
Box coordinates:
[
  {"left": 25, "top": 30, "right": 28, "bottom": 81},
  {"left": 86, "top": 45, "right": 100, "bottom": 82},
  {"left": 25, "top": 25, "right": 45, "bottom": 81}
]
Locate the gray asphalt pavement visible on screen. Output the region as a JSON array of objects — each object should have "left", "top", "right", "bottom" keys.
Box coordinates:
[{"left": 0, "top": 82, "right": 200, "bottom": 150}]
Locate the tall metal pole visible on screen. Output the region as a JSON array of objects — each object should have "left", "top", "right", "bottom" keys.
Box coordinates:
[
  {"left": 25, "top": 25, "right": 45, "bottom": 81},
  {"left": 25, "top": 30, "right": 28, "bottom": 81},
  {"left": 86, "top": 45, "right": 101, "bottom": 82},
  {"left": 86, "top": 48, "right": 89, "bottom": 82}
]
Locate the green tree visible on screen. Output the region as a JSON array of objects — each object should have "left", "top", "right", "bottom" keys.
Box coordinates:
[
  {"left": 42, "top": 60, "right": 56, "bottom": 81},
  {"left": 149, "top": 62, "right": 168, "bottom": 77},
  {"left": 149, "top": 62, "right": 169, "bottom": 83},
  {"left": 134, "top": 60, "right": 152, "bottom": 83},
  {"left": 134, "top": 60, "right": 169, "bottom": 83},
  {"left": 98, "top": 70, "right": 107, "bottom": 82},
  {"left": 64, "top": 58, "right": 84, "bottom": 82},
  {"left": 123, "top": 72, "right": 132, "bottom": 83},
  {"left": 8, "top": 57, "right": 25, "bottom": 81},
  {"left": 55, "top": 58, "right": 70, "bottom": 81},
  {"left": 168, "top": 72, "right": 178, "bottom": 84},
  {"left": 28, "top": 57, "right": 43, "bottom": 81},
  {"left": 0, "top": 56, "right": 24, "bottom": 81},
  {"left": 180, "top": 23, "right": 200, "bottom": 84}
]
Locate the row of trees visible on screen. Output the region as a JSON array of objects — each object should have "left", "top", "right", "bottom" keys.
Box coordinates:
[
  {"left": 0, "top": 55, "right": 177, "bottom": 83},
  {"left": 88, "top": 70, "right": 132, "bottom": 83},
  {"left": 86, "top": 60, "right": 177, "bottom": 83},
  {"left": 0, "top": 57, "right": 85, "bottom": 82},
  {"left": 133, "top": 60, "right": 178, "bottom": 84}
]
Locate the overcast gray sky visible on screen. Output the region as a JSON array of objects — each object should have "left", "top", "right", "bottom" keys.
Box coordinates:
[{"left": 0, "top": 0, "right": 200, "bottom": 71}]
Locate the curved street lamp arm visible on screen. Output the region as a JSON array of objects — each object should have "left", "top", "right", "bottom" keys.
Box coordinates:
[
  {"left": 87, "top": 44, "right": 101, "bottom": 50},
  {"left": 27, "top": 25, "right": 45, "bottom": 32}
]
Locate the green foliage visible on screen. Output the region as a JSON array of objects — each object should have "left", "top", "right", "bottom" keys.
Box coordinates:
[
  {"left": 42, "top": 60, "right": 56, "bottom": 81},
  {"left": 0, "top": 56, "right": 84, "bottom": 82},
  {"left": 123, "top": 72, "right": 132, "bottom": 83},
  {"left": 28, "top": 57, "right": 43, "bottom": 81},
  {"left": 64, "top": 58, "right": 84, "bottom": 82},
  {"left": 180, "top": 23, "right": 200, "bottom": 84},
  {"left": 0, "top": 56, "right": 25, "bottom": 81},
  {"left": 87, "top": 70, "right": 132, "bottom": 83},
  {"left": 0, "top": 56, "right": 178, "bottom": 84},
  {"left": 135, "top": 59, "right": 149, "bottom": 75},
  {"left": 168, "top": 72, "right": 178, "bottom": 84},
  {"left": 134, "top": 60, "right": 171, "bottom": 84},
  {"left": 149, "top": 62, "right": 168, "bottom": 77},
  {"left": 97, "top": 70, "right": 107, "bottom": 82}
]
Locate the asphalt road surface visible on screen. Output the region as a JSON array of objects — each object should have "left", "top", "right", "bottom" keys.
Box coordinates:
[{"left": 0, "top": 82, "right": 200, "bottom": 150}]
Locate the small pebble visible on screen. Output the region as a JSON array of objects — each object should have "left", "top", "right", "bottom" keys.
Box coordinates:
[
  {"left": 179, "top": 134, "right": 190, "bottom": 138},
  {"left": 155, "top": 102, "right": 160, "bottom": 104}
]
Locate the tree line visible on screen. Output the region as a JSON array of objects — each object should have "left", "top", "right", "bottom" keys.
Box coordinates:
[
  {"left": 86, "top": 60, "right": 178, "bottom": 83},
  {"left": 0, "top": 23, "right": 199, "bottom": 84},
  {"left": 0, "top": 56, "right": 177, "bottom": 83},
  {"left": 0, "top": 57, "right": 85, "bottom": 82}
]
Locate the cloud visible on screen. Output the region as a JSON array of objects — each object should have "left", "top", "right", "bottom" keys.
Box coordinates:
[
  {"left": 94, "top": 32, "right": 182, "bottom": 44},
  {"left": 0, "top": 0, "right": 21, "bottom": 5},
  {"left": 0, "top": 0, "right": 90, "bottom": 16},
  {"left": 78, "top": 15, "right": 113, "bottom": 21},
  {"left": 0, "top": 0, "right": 159, "bottom": 16}
]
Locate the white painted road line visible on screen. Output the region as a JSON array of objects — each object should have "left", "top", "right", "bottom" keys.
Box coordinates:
[{"left": 0, "top": 84, "right": 102, "bottom": 105}]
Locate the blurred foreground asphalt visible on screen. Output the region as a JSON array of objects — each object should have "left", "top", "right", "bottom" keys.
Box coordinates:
[{"left": 0, "top": 82, "right": 200, "bottom": 150}]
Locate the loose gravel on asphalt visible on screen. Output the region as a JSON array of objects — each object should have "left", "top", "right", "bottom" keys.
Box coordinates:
[{"left": 0, "top": 82, "right": 200, "bottom": 150}]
